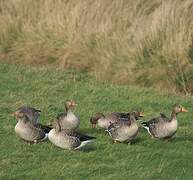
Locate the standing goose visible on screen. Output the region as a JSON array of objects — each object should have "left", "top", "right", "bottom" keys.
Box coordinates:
[
  {"left": 14, "top": 111, "right": 49, "bottom": 143},
  {"left": 106, "top": 111, "right": 144, "bottom": 143},
  {"left": 48, "top": 120, "right": 95, "bottom": 150},
  {"left": 141, "top": 104, "right": 188, "bottom": 139},
  {"left": 90, "top": 111, "right": 144, "bottom": 129},
  {"left": 56, "top": 100, "right": 79, "bottom": 130}
]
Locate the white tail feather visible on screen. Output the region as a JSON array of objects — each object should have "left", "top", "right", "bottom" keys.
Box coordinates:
[
  {"left": 74, "top": 140, "right": 93, "bottom": 150},
  {"left": 41, "top": 133, "right": 48, "bottom": 141},
  {"left": 142, "top": 126, "right": 152, "bottom": 136}
]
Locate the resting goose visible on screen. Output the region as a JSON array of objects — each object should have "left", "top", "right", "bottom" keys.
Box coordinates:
[
  {"left": 106, "top": 111, "right": 144, "bottom": 143},
  {"left": 48, "top": 120, "right": 95, "bottom": 150},
  {"left": 14, "top": 111, "right": 50, "bottom": 143},
  {"left": 56, "top": 100, "right": 79, "bottom": 130},
  {"left": 16, "top": 106, "right": 41, "bottom": 125},
  {"left": 141, "top": 104, "right": 188, "bottom": 139},
  {"left": 15, "top": 106, "right": 51, "bottom": 133},
  {"left": 90, "top": 111, "right": 144, "bottom": 129}
]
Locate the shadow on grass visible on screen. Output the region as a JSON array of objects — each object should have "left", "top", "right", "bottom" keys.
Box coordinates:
[
  {"left": 107, "top": 137, "right": 145, "bottom": 146},
  {"left": 131, "top": 137, "right": 145, "bottom": 145},
  {"left": 80, "top": 145, "right": 97, "bottom": 152}
]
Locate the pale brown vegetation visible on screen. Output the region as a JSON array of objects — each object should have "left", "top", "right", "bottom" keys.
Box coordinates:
[{"left": 0, "top": 0, "right": 193, "bottom": 94}]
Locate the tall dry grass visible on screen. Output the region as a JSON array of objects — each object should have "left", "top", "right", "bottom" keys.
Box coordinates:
[{"left": 0, "top": 0, "right": 193, "bottom": 94}]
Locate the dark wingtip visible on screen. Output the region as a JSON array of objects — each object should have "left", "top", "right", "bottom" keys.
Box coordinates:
[
  {"left": 84, "top": 135, "right": 96, "bottom": 140},
  {"left": 39, "top": 124, "right": 52, "bottom": 133},
  {"left": 79, "top": 135, "right": 96, "bottom": 141},
  {"left": 89, "top": 136, "right": 96, "bottom": 139},
  {"left": 160, "top": 113, "right": 166, "bottom": 118},
  {"left": 141, "top": 122, "right": 147, "bottom": 126}
]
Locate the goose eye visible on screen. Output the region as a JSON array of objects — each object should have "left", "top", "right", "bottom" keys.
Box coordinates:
[{"left": 18, "top": 112, "right": 24, "bottom": 118}]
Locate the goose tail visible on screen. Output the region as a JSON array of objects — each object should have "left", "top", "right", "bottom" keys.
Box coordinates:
[
  {"left": 105, "top": 129, "right": 109, "bottom": 132},
  {"left": 105, "top": 128, "right": 113, "bottom": 138},
  {"left": 141, "top": 122, "right": 153, "bottom": 136},
  {"left": 141, "top": 121, "right": 148, "bottom": 128},
  {"left": 75, "top": 140, "right": 93, "bottom": 150},
  {"left": 39, "top": 124, "right": 52, "bottom": 133},
  {"left": 40, "top": 133, "right": 48, "bottom": 142}
]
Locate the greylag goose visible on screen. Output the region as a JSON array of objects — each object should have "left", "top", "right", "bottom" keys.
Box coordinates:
[
  {"left": 56, "top": 100, "right": 79, "bottom": 130},
  {"left": 90, "top": 111, "right": 144, "bottom": 129},
  {"left": 14, "top": 111, "right": 50, "bottom": 143},
  {"left": 15, "top": 106, "right": 51, "bottom": 133},
  {"left": 141, "top": 104, "right": 188, "bottom": 139},
  {"left": 48, "top": 120, "right": 95, "bottom": 150},
  {"left": 16, "top": 106, "right": 41, "bottom": 125},
  {"left": 106, "top": 111, "right": 144, "bottom": 143}
]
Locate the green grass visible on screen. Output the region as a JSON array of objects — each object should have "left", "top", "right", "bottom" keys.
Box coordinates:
[{"left": 0, "top": 63, "right": 193, "bottom": 180}]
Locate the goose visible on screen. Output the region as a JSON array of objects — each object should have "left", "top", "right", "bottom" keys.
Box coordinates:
[
  {"left": 141, "top": 104, "right": 188, "bottom": 139},
  {"left": 14, "top": 106, "right": 51, "bottom": 133},
  {"left": 56, "top": 100, "right": 80, "bottom": 130},
  {"left": 90, "top": 111, "right": 144, "bottom": 129},
  {"left": 14, "top": 111, "right": 50, "bottom": 143},
  {"left": 106, "top": 111, "right": 144, "bottom": 143},
  {"left": 48, "top": 120, "right": 95, "bottom": 150},
  {"left": 16, "top": 106, "right": 41, "bottom": 125}
]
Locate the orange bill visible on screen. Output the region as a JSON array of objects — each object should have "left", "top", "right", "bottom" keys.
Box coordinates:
[
  {"left": 70, "top": 100, "right": 77, "bottom": 107},
  {"left": 139, "top": 112, "right": 145, "bottom": 117},
  {"left": 181, "top": 107, "right": 188, "bottom": 112}
]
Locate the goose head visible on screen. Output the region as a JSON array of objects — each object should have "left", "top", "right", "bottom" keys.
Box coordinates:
[
  {"left": 131, "top": 111, "right": 145, "bottom": 120},
  {"left": 65, "top": 100, "right": 77, "bottom": 111},
  {"left": 13, "top": 111, "right": 28, "bottom": 122},
  {"left": 90, "top": 113, "right": 105, "bottom": 128},
  {"left": 172, "top": 104, "right": 188, "bottom": 114}
]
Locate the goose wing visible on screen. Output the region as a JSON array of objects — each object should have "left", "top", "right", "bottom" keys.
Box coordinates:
[
  {"left": 35, "top": 123, "right": 52, "bottom": 133},
  {"left": 63, "top": 129, "right": 96, "bottom": 141},
  {"left": 28, "top": 122, "right": 46, "bottom": 141},
  {"left": 111, "top": 112, "right": 130, "bottom": 119},
  {"left": 142, "top": 116, "right": 168, "bottom": 130},
  {"left": 107, "top": 119, "right": 129, "bottom": 132},
  {"left": 160, "top": 113, "right": 167, "bottom": 118}
]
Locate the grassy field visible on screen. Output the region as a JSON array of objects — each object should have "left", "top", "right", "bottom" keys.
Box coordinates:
[
  {"left": 0, "top": 0, "right": 193, "bottom": 94},
  {"left": 0, "top": 62, "right": 193, "bottom": 179}
]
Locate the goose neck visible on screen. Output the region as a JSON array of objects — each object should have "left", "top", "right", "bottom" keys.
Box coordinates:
[
  {"left": 55, "top": 121, "right": 61, "bottom": 132},
  {"left": 170, "top": 111, "right": 177, "bottom": 121},
  {"left": 65, "top": 104, "right": 69, "bottom": 112}
]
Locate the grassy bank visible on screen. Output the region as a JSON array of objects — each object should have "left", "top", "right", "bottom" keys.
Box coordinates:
[
  {"left": 0, "top": 63, "right": 193, "bottom": 179},
  {"left": 0, "top": 0, "right": 193, "bottom": 95}
]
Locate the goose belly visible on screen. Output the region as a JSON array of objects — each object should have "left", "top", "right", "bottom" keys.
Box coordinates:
[
  {"left": 61, "top": 113, "right": 79, "bottom": 130},
  {"left": 116, "top": 123, "right": 139, "bottom": 142},
  {"left": 154, "top": 120, "right": 178, "bottom": 138},
  {"left": 98, "top": 118, "right": 111, "bottom": 129},
  {"left": 15, "top": 122, "right": 37, "bottom": 142},
  {"left": 48, "top": 130, "right": 77, "bottom": 149}
]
